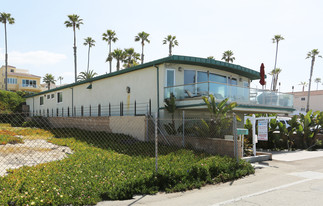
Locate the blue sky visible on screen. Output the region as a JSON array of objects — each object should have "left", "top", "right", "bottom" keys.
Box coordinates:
[{"left": 1, "top": 0, "right": 323, "bottom": 92}]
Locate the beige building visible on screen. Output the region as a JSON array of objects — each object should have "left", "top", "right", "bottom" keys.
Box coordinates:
[
  {"left": 290, "top": 90, "right": 323, "bottom": 115},
  {"left": 0, "top": 65, "right": 42, "bottom": 93}
]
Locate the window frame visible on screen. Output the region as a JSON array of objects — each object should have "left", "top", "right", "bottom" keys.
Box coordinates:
[
  {"left": 165, "top": 69, "right": 176, "bottom": 87},
  {"left": 57, "top": 92, "right": 63, "bottom": 103}
]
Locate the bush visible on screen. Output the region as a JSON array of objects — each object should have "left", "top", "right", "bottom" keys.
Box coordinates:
[
  {"left": 0, "top": 128, "right": 254, "bottom": 205},
  {"left": 0, "top": 90, "right": 25, "bottom": 113}
]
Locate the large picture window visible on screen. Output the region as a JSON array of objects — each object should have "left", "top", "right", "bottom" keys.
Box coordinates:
[
  {"left": 57, "top": 92, "right": 63, "bottom": 103},
  {"left": 22, "top": 79, "right": 37, "bottom": 88},
  {"left": 166, "top": 69, "right": 175, "bottom": 87}
]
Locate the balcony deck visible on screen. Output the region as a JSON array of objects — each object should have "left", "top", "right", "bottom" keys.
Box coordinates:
[{"left": 164, "top": 82, "right": 294, "bottom": 111}]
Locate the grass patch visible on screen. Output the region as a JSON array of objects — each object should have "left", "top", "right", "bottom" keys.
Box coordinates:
[{"left": 0, "top": 127, "right": 254, "bottom": 205}]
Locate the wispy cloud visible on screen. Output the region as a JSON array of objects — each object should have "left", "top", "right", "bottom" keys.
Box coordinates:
[{"left": 0, "top": 50, "right": 67, "bottom": 66}]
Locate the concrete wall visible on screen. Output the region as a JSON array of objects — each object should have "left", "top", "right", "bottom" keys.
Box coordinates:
[
  {"left": 159, "top": 135, "right": 242, "bottom": 158},
  {"left": 292, "top": 90, "right": 323, "bottom": 115},
  {"left": 44, "top": 116, "right": 147, "bottom": 141}
]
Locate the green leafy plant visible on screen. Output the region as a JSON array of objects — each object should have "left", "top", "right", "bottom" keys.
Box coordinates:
[
  {"left": 164, "top": 93, "right": 177, "bottom": 135},
  {"left": 196, "top": 96, "right": 238, "bottom": 138}
]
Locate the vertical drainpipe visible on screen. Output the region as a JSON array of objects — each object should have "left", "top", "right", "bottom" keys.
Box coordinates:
[
  {"left": 71, "top": 88, "right": 74, "bottom": 117},
  {"left": 154, "top": 65, "right": 160, "bottom": 118}
]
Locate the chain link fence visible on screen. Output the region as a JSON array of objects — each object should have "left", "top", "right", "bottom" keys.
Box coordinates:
[
  {"left": 0, "top": 112, "right": 241, "bottom": 176},
  {"left": 0, "top": 111, "right": 248, "bottom": 205}
]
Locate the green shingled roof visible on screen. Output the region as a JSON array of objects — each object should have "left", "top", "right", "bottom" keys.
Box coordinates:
[{"left": 27, "top": 55, "right": 260, "bottom": 97}]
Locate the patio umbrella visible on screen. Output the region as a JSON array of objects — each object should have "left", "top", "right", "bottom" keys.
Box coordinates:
[{"left": 259, "top": 63, "right": 266, "bottom": 87}]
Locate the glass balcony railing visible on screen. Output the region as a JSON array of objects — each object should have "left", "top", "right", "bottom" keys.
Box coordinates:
[{"left": 164, "top": 82, "right": 293, "bottom": 108}]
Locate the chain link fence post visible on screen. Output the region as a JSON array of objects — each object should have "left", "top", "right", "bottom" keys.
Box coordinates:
[
  {"left": 182, "top": 110, "right": 185, "bottom": 147},
  {"left": 154, "top": 112, "right": 158, "bottom": 173},
  {"left": 233, "top": 113, "right": 238, "bottom": 163}
]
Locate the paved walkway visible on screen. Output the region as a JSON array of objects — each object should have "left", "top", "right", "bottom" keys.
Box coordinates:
[{"left": 271, "top": 149, "right": 323, "bottom": 161}]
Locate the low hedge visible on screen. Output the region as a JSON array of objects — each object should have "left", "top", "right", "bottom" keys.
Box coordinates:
[{"left": 0, "top": 129, "right": 254, "bottom": 205}]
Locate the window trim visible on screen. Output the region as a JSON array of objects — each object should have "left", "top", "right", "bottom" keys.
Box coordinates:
[{"left": 40, "top": 96, "right": 44, "bottom": 106}]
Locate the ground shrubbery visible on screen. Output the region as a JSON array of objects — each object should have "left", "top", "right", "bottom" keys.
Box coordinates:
[
  {"left": 0, "top": 127, "right": 254, "bottom": 205},
  {"left": 0, "top": 90, "right": 25, "bottom": 113}
]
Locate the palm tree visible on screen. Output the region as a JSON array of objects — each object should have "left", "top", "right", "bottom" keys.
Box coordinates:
[
  {"left": 314, "top": 78, "right": 321, "bottom": 90},
  {"left": 102, "top": 30, "right": 118, "bottom": 73},
  {"left": 269, "top": 68, "right": 282, "bottom": 91},
  {"left": 0, "top": 12, "right": 15, "bottom": 91},
  {"left": 135, "top": 31, "right": 150, "bottom": 64},
  {"left": 299, "top": 82, "right": 308, "bottom": 92},
  {"left": 57, "top": 76, "right": 64, "bottom": 85},
  {"left": 123, "top": 48, "right": 140, "bottom": 68},
  {"left": 78, "top": 69, "right": 98, "bottom": 81},
  {"left": 221, "top": 50, "right": 235, "bottom": 63},
  {"left": 306, "top": 49, "right": 322, "bottom": 112},
  {"left": 83, "top": 37, "right": 95, "bottom": 72},
  {"left": 64, "top": 14, "right": 83, "bottom": 83},
  {"left": 110, "top": 49, "right": 125, "bottom": 71},
  {"left": 272, "top": 35, "right": 285, "bottom": 90},
  {"left": 163, "top": 35, "right": 179, "bottom": 56},
  {"left": 207, "top": 56, "right": 215, "bottom": 60},
  {"left": 43, "top": 74, "right": 56, "bottom": 90}
]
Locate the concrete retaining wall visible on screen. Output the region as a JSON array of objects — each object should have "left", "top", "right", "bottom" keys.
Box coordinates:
[{"left": 46, "top": 116, "right": 147, "bottom": 141}]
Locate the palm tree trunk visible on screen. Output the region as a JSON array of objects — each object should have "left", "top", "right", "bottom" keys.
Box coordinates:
[
  {"left": 272, "top": 42, "right": 279, "bottom": 91},
  {"left": 87, "top": 45, "right": 90, "bottom": 73},
  {"left": 109, "top": 43, "right": 112, "bottom": 73},
  {"left": 73, "top": 25, "right": 77, "bottom": 83},
  {"left": 116, "top": 59, "right": 120, "bottom": 71},
  {"left": 169, "top": 43, "right": 172, "bottom": 56},
  {"left": 4, "top": 22, "right": 8, "bottom": 91},
  {"left": 141, "top": 43, "right": 144, "bottom": 64},
  {"left": 306, "top": 58, "right": 315, "bottom": 112}
]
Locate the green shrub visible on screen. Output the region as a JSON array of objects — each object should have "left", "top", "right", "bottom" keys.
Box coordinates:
[{"left": 0, "top": 90, "right": 25, "bottom": 113}]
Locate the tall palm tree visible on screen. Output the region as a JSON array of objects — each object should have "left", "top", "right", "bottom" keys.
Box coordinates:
[
  {"left": 207, "top": 56, "right": 215, "bottom": 60},
  {"left": 299, "top": 82, "right": 308, "bottom": 92},
  {"left": 314, "top": 78, "right": 321, "bottom": 90},
  {"left": 306, "top": 49, "right": 322, "bottom": 112},
  {"left": 43, "top": 74, "right": 56, "bottom": 90},
  {"left": 102, "top": 30, "right": 118, "bottom": 73},
  {"left": 57, "top": 76, "right": 64, "bottom": 85},
  {"left": 123, "top": 48, "right": 140, "bottom": 68},
  {"left": 163, "top": 35, "right": 178, "bottom": 56},
  {"left": 78, "top": 69, "right": 97, "bottom": 81},
  {"left": 272, "top": 35, "right": 284, "bottom": 91},
  {"left": 221, "top": 50, "right": 235, "bottom": 63},
  {"left": 64, "top": 14, "right": 83, "bottom": 83},
  {"left": 269, "top": 68, "right": 282, "bottom": 91},
  {"left": 134, "top": 31, "right": 150, "bottom": 64},
  {"left": 110, "top": 49, "right": 125, "bottom": 71},
  {"left": 0, "top": 12, "right": 15, "bottom": 91},
  {"left": 83, "top": 37, "right": 95, "bottom": 73}
]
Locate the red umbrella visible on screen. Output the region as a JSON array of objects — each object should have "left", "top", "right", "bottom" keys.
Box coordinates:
[{"left": 259, "top": 63, "right": 266, "bottom": 86}]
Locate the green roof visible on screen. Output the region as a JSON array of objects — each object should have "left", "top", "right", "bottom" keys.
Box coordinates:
[{"left": 27, "top": 55, "right": 260, "bottom": 98}]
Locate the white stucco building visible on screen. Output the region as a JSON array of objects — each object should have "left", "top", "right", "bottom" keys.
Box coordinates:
[{"left": 25, "top": 55, "right": 294, "bottom": 118}]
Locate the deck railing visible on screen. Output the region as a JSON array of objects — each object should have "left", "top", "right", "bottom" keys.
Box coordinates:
[{"left": 164, "top": 81, "right": 293, "bottom": 108}]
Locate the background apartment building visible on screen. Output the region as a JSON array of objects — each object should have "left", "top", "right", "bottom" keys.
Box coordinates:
[
  {"left": 289, "top": 90, "right": 323, "bottom": 115},
  {"left": 0, "top": 65, "right": 42, "bottom": 93}
]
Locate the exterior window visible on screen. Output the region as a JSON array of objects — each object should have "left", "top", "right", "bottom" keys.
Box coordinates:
[
  {"left": 230, "top": 78, "right": 237, "bottom": 85},
  {"left": 22, "top": 79, "right": 37, "bottom": 88},
  {"left": 10, "top": 69, "right": 14, "bottom": 72},
  {"left": 197, "top": 71, "right": 208, "bottom": 95},
  {"left": 57, "top": 92, "right": 63, "bottom": 103},
  {"left": 7, "top": 78, "right": 17, "bottom": 84},
  {"left": 40, "top": 96, "right": 44, "bottom": 105},
  {"left": 81, "top": 106, "right": 84, "bottom": 116},
  {"left": 301, "top": 108, "right": 305, "bottom": 111},
  {"left": 166, "top": 69, "right": 175, "bottom": 87},
  {"left": 209, "top": 73, "right": 227, "bottom": 84},
  {"left": 47, "top": 95, "right": 50, "bottom": 99},
  {"left": 301, "top": 97, "right": 305, "bottom": 101},
  {"left": 51, "top": 94, "right": 54, "bottom": 99},
  {"left": 184, "top": 70, "right": 196, "bottom": 97}
]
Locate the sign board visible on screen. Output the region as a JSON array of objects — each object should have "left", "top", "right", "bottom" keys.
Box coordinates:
[{"left": 257, "top": 119, "right": 268, "bottom": 141}]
